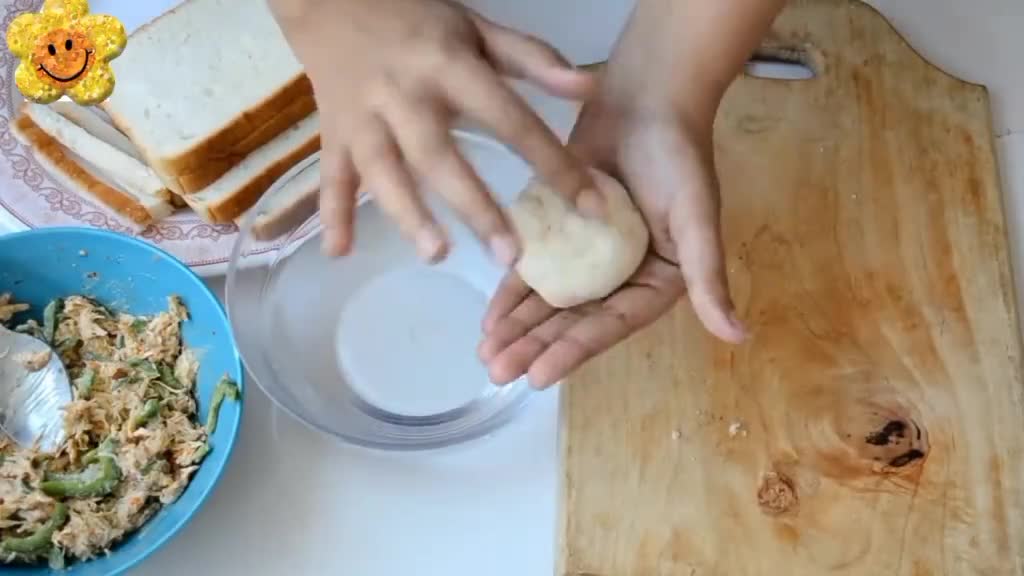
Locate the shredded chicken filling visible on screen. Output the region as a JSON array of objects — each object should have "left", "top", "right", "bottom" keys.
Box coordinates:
[{"left": 0, "top": 294, "right": 209, "bottom": 565}]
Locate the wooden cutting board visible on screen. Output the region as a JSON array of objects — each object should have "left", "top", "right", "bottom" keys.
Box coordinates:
[{"left": 559, "top": 1, "right": 1024, "bottom": 575}]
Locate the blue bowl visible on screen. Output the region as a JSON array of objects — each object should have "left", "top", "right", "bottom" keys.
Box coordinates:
[{"left": 0, "top": 228, "right": 243, "bottom": 575}]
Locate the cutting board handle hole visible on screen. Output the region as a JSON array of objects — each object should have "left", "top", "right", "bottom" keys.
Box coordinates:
[{"left": 748, "top": 46, "right": 816, "bottom": 80}]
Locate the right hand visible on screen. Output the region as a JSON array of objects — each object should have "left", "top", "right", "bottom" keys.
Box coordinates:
[{"left": 270, "top": 0, "right": 598, "bottom": 264}]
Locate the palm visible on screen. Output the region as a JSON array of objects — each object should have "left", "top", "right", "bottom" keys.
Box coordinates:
[
  {"left": 479, "top": 250, "right": 684, "bottom": 388},
  {"left": 480, "top": 83, "right": 751, "bottom": 388},
  {"left": 478, "top": 103, "right": 717, "bottom": 388}
]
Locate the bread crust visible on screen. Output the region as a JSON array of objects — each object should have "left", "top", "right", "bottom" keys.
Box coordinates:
[
  {"left": 26, "top": 102, "right": 174, "bottom": 205},
  {"left": 185, "top": 132, "right": 321, "bottom": 223},
  {"left": 250, "top": 185, "right": 318, "bottom": 240},
  {"left": 103, "top": 74, "right": 316, "bottom": 195},
  {"left": 247, "top": 166, "right": 321, "bottom": 241},
  {"left": 11, "top": 115, "right": 162, "bottom": 226}
]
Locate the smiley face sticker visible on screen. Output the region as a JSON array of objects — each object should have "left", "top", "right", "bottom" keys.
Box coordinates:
[{"left": 6, "top": 0, "right": 127, "bottom": 105}]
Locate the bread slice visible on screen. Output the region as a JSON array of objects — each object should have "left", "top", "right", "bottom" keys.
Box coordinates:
[
  {"left": 50, "top": 101, "right": 187, "bottom": 207},
  {"left": 239, "top": 155, "right": 321, "bottom": 241},
  {"left": 11, "top": 114, "right": 175, "bottom": 228},
  {"left": 21, "top": 103, "right": 172, "bottom": 204},
  {"left": 183, "top": 112, "right": 320, "bottom": 223},
  {"left": 50, "top": 101, "right": 144, "bottom": 162},
  {"left": 101, "top": 0, "right": 316, "bottom": 195}
]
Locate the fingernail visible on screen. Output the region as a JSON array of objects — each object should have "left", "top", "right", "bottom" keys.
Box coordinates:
[
  {"left": 416, "top": 227, "right": 447, "bottom": 263},
  {"left": 728, "top": 310, "right": 749, "bottom": 341},
  {"left": 321, "top": 230, "right": 342, "bottom": 257},
  {"left": 488, "top": 368, "right": 514, "bottom": 387},
  {"left": 528, "top": 376, "right": 554, "bottom": 390},
  {"left": 489, "top": 234, "right": 519, "bottom": 267},
  {"left": 576, "top": 187, "right": 606, "bottom": 219}
]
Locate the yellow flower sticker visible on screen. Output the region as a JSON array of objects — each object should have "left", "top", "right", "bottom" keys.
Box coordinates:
[{"left": 5, "top": 0, "right": 126, "bottom": 106}]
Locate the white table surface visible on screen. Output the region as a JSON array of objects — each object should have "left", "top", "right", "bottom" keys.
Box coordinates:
[{"left": 8, "top": 0, "right": 1024, "bottom": 574}]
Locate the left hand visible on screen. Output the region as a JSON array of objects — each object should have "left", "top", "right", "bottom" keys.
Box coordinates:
[{"left": 478, "top": 69, "right": 747, "bottom": 389}]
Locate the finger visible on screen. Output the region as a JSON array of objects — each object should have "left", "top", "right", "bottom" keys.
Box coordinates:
[
  {"left": 669, "top": 176, "right": 747, "bottom": 343},
  {"left": 519, "top": 309, "right": 610, "bottom": 389},
  {"left": 470, "top": 14, "right": 597, "bottom": 100},
  {"left": 527, "top": 268, "right": 683, "bottom": 388},
  {"left": 487, "top": 307, "right": 583, "bottom": 385},
  {"left": 318, "top": 108, "right": 360, "bottom": 256},
  {"left": 482, "top": 273, "right": 531, "bottom": 332},
  {"left": 676, "top": 224, "right": 746, "bottom": 343},
  {"left": 351, "top": 115, "right": 447, "bottom": 263},
  {"left": 565, "top": 103, "right": 618, "bottom": 177},
  {"left": 319, "top": 144, "right": 359, "bottom": 257},
  {"left": 478, "top": 291, "right": 557, "bottom": 363},
  {"left": 441, "top": 55, "right": 594, "bottom": 205},
  {"left": 378, "top": 92, "right": 518, "bottom": 266}
]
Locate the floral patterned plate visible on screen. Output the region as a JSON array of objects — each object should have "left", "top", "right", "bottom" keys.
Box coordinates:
[{"left": 0, "top": 0, "right": 285, "bottom": 276}]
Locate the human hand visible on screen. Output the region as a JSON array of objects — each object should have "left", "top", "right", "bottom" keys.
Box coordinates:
[
  {"left": 478, "top": 69, "right": 747, "bottom": 389},
  {"left": 477, "top": 0, "right": 787, "bottom": 389},
  {"left": 269, "top": 0, "right": 597, "bottom": 264}
]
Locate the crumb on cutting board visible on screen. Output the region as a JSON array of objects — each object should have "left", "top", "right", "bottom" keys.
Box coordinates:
[{"left": 728, "top": 420, "right": 748, "bottom": 438}]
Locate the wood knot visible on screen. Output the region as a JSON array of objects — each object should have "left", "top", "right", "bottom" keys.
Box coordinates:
[
  {"left": 861, "top": 416, "right": 927, "bottom": 471},
  {"left": 758, "top": 472, "right": 797, "bottom": 516},
  {"left": 829, "top": 396, "right": 930, "bottom": 478}
]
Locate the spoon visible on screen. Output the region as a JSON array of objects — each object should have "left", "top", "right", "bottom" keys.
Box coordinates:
[{"left": 0, "top": 324, "right": 72, "bottom": 453}]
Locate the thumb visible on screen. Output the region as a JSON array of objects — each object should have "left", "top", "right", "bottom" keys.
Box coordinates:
[
  {"left": 669, "top": 186, "right": 748, "bottom": 344},
  {"left": 471, "top": 14, "right": 597, "bottom": 100}
]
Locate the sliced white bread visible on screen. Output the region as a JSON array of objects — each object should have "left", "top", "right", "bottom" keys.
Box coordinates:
[
  {"left": 101, "top": 0, "right": 315, "bottom": 195},
  {"left": 49, "top": 101, "right": 187, "bottom": 208},
  {"left": 50, "top": 101, "right": 143, "bottom": 162},
  {"left": 183, "top": 112, "right": 320, "bottom": 223},
  {"left": 21, "top": 103, "right": 172, "bottom": 204},
  {"left": 11, "top": 114, "right": 175, "bottom": 229},
  {"left": 238, "top": 155, "right": 321, "bottom": 241}
]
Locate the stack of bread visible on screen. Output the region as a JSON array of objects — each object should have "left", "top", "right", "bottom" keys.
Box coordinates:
[{"left": 10, "top": 0, "right": 322, "bottom": 240}]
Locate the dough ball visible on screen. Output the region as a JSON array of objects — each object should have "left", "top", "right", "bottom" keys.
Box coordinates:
[{"left": 507, "top": 169, "right": 650, "bottom": 308}]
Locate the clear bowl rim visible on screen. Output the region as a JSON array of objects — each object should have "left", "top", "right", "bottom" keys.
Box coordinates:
[{"left": 225, "top": 129, "right": 535, "bottom": 451}]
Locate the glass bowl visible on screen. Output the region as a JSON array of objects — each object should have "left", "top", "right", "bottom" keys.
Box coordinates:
[{"left": 225, "top": 131, "right": 535, "bottom": 450}]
